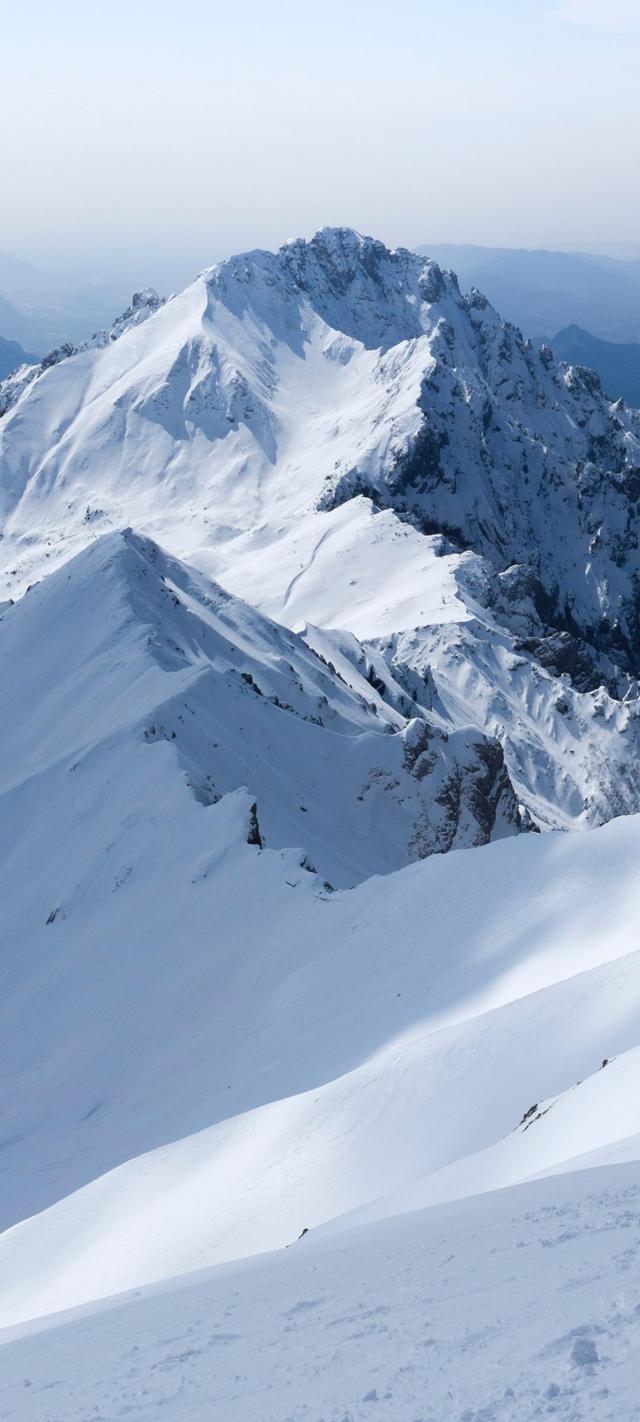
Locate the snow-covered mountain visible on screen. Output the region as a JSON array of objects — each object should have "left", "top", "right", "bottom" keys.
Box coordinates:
[
  {"left": 2, "top": 227, "right": 640, "bottom": 838},
  {"left": 3, "top": 228, "right": 640, "bottom": 667},
  {"left": 4, "top": 229, "right": 640, "bottom": 1418}
]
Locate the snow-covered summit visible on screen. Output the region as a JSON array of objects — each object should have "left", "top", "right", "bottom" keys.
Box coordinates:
[{"left": 215, "top": 226, "right": 456, "bottom": 351}]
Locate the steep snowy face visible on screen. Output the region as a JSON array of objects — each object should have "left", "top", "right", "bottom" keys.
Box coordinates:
[
  {"left": 0, "top": 529, "right": 521, "bottom": 907},
  {"left": 0, "top": 242, "right": 429, "bottom": 581},
  {"left": 353, "top": 558, "right": 640, "bottom": 834}
]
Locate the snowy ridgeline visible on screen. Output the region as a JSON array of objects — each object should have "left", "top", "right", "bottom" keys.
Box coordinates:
[{"left": 2, "top": 230, "right": 640, "bottom": 1417}]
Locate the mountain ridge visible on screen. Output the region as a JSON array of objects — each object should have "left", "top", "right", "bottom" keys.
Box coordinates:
[{"left": 416, "top": 240, "right": 640, "bottom": 342}]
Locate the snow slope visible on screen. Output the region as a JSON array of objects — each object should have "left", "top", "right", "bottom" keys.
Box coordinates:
[
  {"left": 2, "top": 1164, "right": 640, "bottom": 1422},
  {"left": 336, "top": 1048, "right": 640, "bottom": 1233}
]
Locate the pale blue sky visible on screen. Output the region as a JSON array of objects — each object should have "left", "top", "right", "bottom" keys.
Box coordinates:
[{"left": 1, "top": 0, "right": 639, "bottom": 284}]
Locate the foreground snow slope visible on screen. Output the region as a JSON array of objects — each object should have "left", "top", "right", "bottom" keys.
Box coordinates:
[
  {"left": 2, "top": 1163, "right": 640, "bottom": 1422},
  {"left": 3, "top": 891, "right": 640, "bottom": 1327}
]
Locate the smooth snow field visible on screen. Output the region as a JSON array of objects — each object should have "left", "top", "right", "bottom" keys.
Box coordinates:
[{"left": 2, "top": 1166, "right": 640, "bottom": 1421}]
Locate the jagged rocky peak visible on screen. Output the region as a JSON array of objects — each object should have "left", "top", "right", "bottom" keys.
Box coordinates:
[
  {"left": 293, "top": 241, "right": 640, "bottom": 679},
  {"left": 280, "top": 228, "right": 460, "bottom": 348},
  {"left": 204, "top": 226, "right": 463, "bottom": 351},
  {"left": 280, "top": 226, "right": 450, "bottom": 308},
  {"left": 131, "top": 287, "right": 161, "bottom": 310},
  {"left": 84, "top": 285, "right": 165, "bottom": 349}
]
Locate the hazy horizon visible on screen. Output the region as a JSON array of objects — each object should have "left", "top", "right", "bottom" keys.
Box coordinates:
[
  {"left": 3, "top": 236, "right": 640, "bottom": 314},
  {"left": 2, "top": 0, "right": 639, "bottom": 295}
]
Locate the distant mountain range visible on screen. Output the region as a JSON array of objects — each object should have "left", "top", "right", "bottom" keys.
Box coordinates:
[
  {"left": 550, "top": 324, "right": 640, "bottom": 407},
  {"left": 0, "top": 333, "right": 36, "bottom": 380},
  {"left": 416, "top": 242, "right": 640, "bottom": 344},
  {"left": 0, "top": 289, "right": 37, "bottom": 349},
  {"left": 0, "top": 252, "right": 134, "bottom": 353}
]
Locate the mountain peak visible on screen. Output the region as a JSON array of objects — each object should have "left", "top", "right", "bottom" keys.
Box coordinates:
[
  {"left": 280, "top": 225, "right": 393, "bottom": 275},
  {"left": 200, "top": 227, "right": 457, "bottom": 351},
  {"left": 277, "top": 226, "right": 445, "bottom": 303}
]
